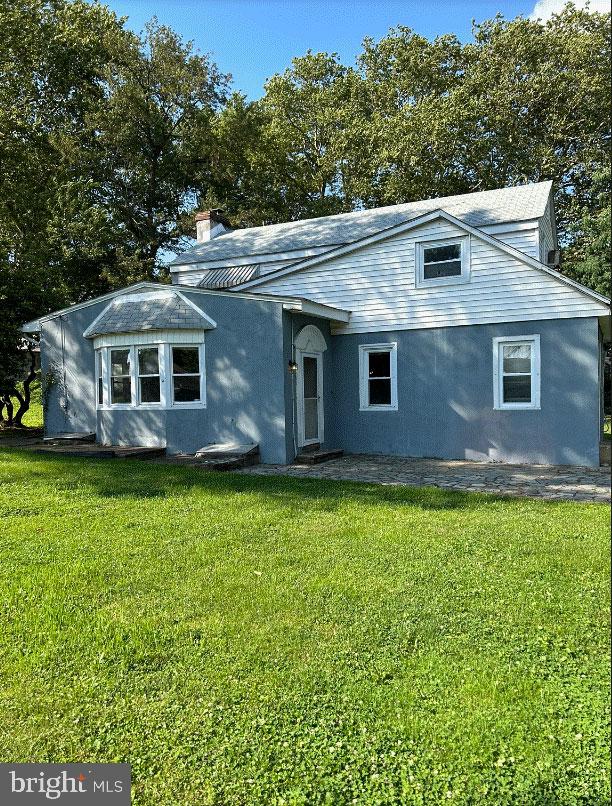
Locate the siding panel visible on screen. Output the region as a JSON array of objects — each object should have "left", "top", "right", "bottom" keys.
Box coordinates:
[{"left": 255, "top": 219, "right": 607, "bottom": 335}]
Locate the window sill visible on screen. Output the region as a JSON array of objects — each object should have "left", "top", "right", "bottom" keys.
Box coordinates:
[
  {"left": 97, "top": 404, "right": 207, "bottom": 411},
  {"left": 493, "top": 404, "right": 540, "bottom": 411},
  {"left": 359, "top": 405, "right": 398, "bottom": 412}
]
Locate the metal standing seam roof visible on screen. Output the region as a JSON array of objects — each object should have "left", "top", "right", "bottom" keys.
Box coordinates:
[
  {"left": 170, "top": 181, "right": 553, "bottom": 267},
  {"left": 197, "top": 264, "right": 261, "bottom": 289},
  {"left": 85, "top": 295, "right": 212, "bottom": 338}
]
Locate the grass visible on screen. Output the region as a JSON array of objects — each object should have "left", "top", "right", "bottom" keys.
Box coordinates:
[
  {"left": 0, "top": 449, "right": 609, "bottom": 805},
  {"left": 604, "top": 415, "right": 611, "bottom": 442}
]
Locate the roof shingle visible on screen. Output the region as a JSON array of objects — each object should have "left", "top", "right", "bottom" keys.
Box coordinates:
[
  {"left": 171, "top": 181, "right": 553, "bottom": 267},
  {"left": 86, "top": 295, "right": 209, "bottom": 337}
]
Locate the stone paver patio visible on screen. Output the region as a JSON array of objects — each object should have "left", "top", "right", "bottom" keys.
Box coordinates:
[{"left": 240, "top": 454, "right": 611, "bottom": 503}]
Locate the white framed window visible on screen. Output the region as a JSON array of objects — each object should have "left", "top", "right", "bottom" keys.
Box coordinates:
[
  {"left": 171, "top": 345, "right": 205, "bottom": 406},
  {"left": 493, "top": 335, "right": 541, "bottom": 410},
  {"left": 137, "top": 346, "right": 161, "bottom": 405},
  {"left": 415, "top": 236, "right": 470, "bottom": 287},
  {"left": 95, "top": 340, "right": 206, "bottom": 410},
  {"left": 110, "top": 348, "right": 132, "bottom": 406},
  {"left": 359, "top": 343, "right": 398, "bottom": 411},
  {"left": 95, "top": 350, "right": 104, "bottom": 406}
]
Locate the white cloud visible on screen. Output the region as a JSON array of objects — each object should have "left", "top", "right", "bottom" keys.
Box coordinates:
[{"left": 530, "top": 0, "right": 611, "bottom": 21}]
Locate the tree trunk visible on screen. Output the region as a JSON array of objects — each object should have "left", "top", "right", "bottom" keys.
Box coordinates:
[
  {"left": 14, "top": 346, "right": 37, "bottom": 427},
  {"left": 2, "top": 394, "right": 13, "bottom": 426}
]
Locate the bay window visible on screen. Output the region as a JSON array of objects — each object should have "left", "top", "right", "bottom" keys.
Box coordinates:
[{"left": 95, "top": 340, "right": 205, "bottom": 410}]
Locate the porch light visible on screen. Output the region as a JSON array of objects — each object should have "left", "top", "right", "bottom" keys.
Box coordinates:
[{"left": 288, "top": 360, "right": 298, "bottom": 373}]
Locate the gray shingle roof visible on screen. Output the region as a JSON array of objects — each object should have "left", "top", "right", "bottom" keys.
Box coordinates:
[
  {"left": 170, "top": 182, "right": 553, "bottom": 267},
  {"left": 86, "top": 295, "right": 209, "bottom": 337},
  {"left": 198, "top": 265, "right": 261, "bottom": 289}
]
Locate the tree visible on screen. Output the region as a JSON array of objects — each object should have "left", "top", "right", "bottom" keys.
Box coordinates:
[
  {"left": 0, "top": 0, "right": 129, "bottom": 424},
  {"left": 562, "top": 168, "right": 611, "bottom": 296},
  {"left": 459, "top": 5, "right": 611, "bottom": 244},
  {"left": 0, "top": 3, "right": 229, "bottom": 424},
  {"left": 92, "top": 19, "right": 229, "bottom": 281},
  {"left": 207, "top": 53, "right": 362, "bottom": 225},
  {"left": 354, "top": 28, "right": 469, "bottom": 205},
  {"left": 215, "top": 3, "right": 609, "bottom": 291}
]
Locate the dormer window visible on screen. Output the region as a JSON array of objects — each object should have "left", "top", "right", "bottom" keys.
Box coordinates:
[{"left": 415, "top": 236, "right": 470, "bottom": 287}]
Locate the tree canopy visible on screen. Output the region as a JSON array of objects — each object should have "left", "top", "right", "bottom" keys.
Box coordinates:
[
  {"left": 211, "top": 4, "right": 610, "bottom": 296},
  {"left": 0, "top": 0, "right": 610, "bottom": 420}
]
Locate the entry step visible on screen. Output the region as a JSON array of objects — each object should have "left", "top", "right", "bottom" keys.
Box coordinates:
[
  {"left": 193, "top": 442, "right": 260, "bottom": 470},
  {"left": 294, "top": 448, "right": 344, "bottom": 465},
  {"left": 43, "top": 432, "right": 96, "bottom": 442}
]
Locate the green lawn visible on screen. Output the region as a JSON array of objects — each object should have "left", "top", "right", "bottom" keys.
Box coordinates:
[{"left": 0, "top": 450, "right": 609, "bottom": 805}]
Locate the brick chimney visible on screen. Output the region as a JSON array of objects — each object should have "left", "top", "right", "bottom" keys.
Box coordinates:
[{"left": 195, "top": 209, "right": 232, "bottom": 242}]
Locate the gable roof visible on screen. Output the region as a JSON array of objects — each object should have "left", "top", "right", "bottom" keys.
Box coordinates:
[
  {"left": 170, "top": 181, "right": 553, "bottom": 267},
  {"left": 235, "top": 209, "right": 610, "bottom": 307}
]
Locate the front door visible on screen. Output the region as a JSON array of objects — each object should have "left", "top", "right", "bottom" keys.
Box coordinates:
[{"left": 297, "top": 351, "right": 323, "bottom": 447}]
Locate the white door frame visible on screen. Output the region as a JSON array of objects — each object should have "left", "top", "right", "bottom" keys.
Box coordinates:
[{"left": 296, "top": 349, "right": 324, "bottom": 447}]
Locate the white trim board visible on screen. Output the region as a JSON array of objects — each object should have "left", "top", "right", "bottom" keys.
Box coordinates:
[
  {"left": 169, "top": 245, "right": 333, "bottom": 272},
  {"left": 22, "top": 281, "right": 350, "bottom": 332}
]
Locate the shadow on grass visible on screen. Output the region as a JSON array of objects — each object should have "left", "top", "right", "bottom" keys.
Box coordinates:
[{"left": 1, "top": 447, "right": 537, "bottom": 514}]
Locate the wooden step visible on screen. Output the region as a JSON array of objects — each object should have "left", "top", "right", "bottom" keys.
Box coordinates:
[
  {"left": 34, "top": 443, "right": 165, "bottom": 460},
  {"left": 294, "top": 448, "right": 344, "bottom": 465}
]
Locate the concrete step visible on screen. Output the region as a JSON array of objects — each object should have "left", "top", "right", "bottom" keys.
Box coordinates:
[
  {"left": 298, "top": 442, "right": 320, "bottom": 453},
  {"left": 195, "top": 441, "right": 259, "bottom": 459},
  {"left": 43, "top": 432, "right": 96, "bottom": 442},
  {"left": 294, "top": 448, "right": 344, "bottom": 465},
  {"left": 193, "top": 442, "right": 260, "bottom": 471}
]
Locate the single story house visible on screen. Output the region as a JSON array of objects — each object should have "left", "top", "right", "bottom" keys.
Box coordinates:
[{"left": 23, "top": 181, "right": 610, "bottom": 467}]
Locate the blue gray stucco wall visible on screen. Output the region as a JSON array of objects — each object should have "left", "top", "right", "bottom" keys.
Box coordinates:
[
  {"left": 167, "top": 290, "right": 287, "bottom": 462},
  {"left": 39, "top": 293, "right": 602, "bottom": 467},
  {"left": 324, "top": 317, "right": 601, "bottom": 467},
  {"left": 42, "top": 290, "right": 290, "bottom": 463},
  {"left": 40, "top": 301, "right": 107, "bottom": 437}
]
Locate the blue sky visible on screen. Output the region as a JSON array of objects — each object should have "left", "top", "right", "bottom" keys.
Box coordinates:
[{"left": 104, "top": 0, "right": 543, "bottom": 98}]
